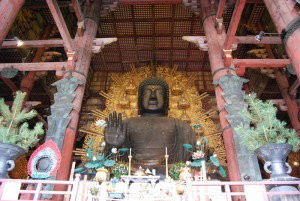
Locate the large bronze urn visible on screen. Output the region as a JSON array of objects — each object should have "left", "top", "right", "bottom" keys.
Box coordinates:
[
  {"left": 254, "top": 143, "right": 292, "bottom": 179},
  {"left": 0, "top": 142, "right": 26, "bottom": 179},
  {"left": 254, "top": 143, "right": 300, "bottom": 201}
]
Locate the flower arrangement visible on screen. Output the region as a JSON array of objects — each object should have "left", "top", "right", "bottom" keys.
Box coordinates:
[
  {"left": 75, "top": 138, "right": 129, "bottom": 174},
  {"left": 75, "top": 119, "right": 129, "bottom": 177},
  {"left": 182, "top": 126, "right": 227, "bottom": 179}
]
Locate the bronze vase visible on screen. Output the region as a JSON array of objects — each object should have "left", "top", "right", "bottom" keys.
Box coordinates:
[
  {"left": 254, "top": 143, "right": 292, "bottom": 179},
  {"left": 254, "top": 143, "right": 300, "bottom": 201},
  {"left": 0, "top": 142, "right": 26, "bottom": 179}
]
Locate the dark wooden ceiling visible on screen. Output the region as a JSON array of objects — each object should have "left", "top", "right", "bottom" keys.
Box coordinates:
[{"left": 0, "top": 0, "right": 297, "bottom": 124}]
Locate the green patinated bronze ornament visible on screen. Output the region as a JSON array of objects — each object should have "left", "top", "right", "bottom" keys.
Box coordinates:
[{"left": 1, "top": 66, "right": 18, "bottom": 78}]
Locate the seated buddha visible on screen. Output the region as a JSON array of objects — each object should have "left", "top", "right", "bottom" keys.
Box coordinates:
[{"left": 105, "top": 77, "right": 196, "bottom": 176}]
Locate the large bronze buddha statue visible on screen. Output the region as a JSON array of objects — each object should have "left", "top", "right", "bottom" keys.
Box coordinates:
[{"left": 105, "top": 77, "right": 196, "bottom": 173}]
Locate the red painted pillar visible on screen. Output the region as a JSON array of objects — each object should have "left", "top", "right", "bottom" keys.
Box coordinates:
[
  {"left": 55, "top": 0, "right": 101, "bottom": 182},
  {"left": 0, "top": 0, "right": 25, "bottom": 43},
  {"left": 275, "top": 71, "right": 300, "bottom": 136},
  {"left": 200, "top": 0, "right": 242, "bottom": 182},
  {"left": 263, "top": 0, "right": 300, "bottom": 81}
]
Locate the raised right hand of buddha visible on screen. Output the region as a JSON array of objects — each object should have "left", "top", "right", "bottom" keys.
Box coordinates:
[{"left": 105, "top": 111, "right": 127, "bottom": 147}]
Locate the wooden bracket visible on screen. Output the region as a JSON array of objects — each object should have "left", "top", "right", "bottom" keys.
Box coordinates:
[
  {"left": 182, "top": 36, "right": 208, "bottom": 51},
  {"left": 216, "top": 17, "right": 223, "bottom": 34},
  {"left": 92, "top": 38, "right": 118, "bottom": 53},
  {"left": 77, "top": 20, "right": 85, "bottom": 36},
  {"left": 183, "top": 36, "right": 237, "bottom": 52},
  {"left": 67, "top": 51, "right": 76, "bottom": 70}
]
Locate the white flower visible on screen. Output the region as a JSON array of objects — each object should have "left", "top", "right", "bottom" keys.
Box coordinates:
[
  {"left": 196, "top": 141, "right": 201, "bottom": 145},
  {"left": 186, "top": 161, "right": 192, "bottom": 166},
  {"left": 192, "top": 151, "right": 205, "bottom": 159},
  {"left": 111, "top": 148, "right": 118, "bottom": 154},
  {"left": 95, "top": 119, "right": 107, "bottom": 128},
  {"left": 101, "top": 141, "right": 106, "bottom": 147},
  {"left": 92, "top": 156, "right": 97, "bottom": 161}
]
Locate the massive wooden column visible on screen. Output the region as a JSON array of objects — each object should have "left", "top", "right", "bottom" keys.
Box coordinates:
[
  {"left": 263, "top": 0, "right": 300, "bottom": 81},
  {"left": 275, "top": 71, "right": 300, "bottom": 135},
  {"left": 200, "top": 0, "right": 242, "bottom": 182},
  {"left": 55, "top": 0, "right": 101, "bottom": 182},
  {"left": 0, "top": 0, "right": 25, "bottom": 43}
]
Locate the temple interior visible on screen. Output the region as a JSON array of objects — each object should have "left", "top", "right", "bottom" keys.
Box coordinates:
[{"left": 0, "top": 0, "right": 300, "bottom": 200}]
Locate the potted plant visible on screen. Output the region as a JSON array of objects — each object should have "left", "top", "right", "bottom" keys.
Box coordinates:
[
  {"left": 89, "top": 184, "right": 100, "bottom": 201},
  {"left": 0, "top": 91, "right": 44, "bottom": 178},
  {"left": 235, "top": 92, "right": 300, "bottom": 179}
]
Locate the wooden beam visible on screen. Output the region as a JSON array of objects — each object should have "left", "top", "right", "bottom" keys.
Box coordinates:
[
  {"left": 0, "top": 36, "right": 282, "bottom": 49},
  {"left": 234, "top": 36, "right": 282, "bottom": 44},
  {"left": 72, "top": 0, "right": 85, "bottom": 36},
  {"left": 0, "top": 0, "right": 25, "bottom": 44},
  {"left": 233, "top": 59, "right": 290, "bottom": 68},
  {"left": 223, "top": 0, "right": 246, "bottom": 66},
  {"left": 0, "top": 62, "right": 67, "bottom": 71},
  {"left": 217, "top": 0, "right": 226, "bottom": 19},
  {"left": 72, "top": 0, "right": 84, "bottom": 22},
  {"left": 46, "top": 0, "right": 74, "bottom": 53},
  {"left": 0, "top": 75, "right": 18, "bottom": 92},
  {"left": 119, "top": 0, "right": 181, "bottom": 5},
  {"left": 0, "top": 39, "right": 64, "bottom": 49}
]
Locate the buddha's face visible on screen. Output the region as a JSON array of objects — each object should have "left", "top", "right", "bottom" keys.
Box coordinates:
[{"left": 141, "top": 85, "right": 165, "bottom": 113}]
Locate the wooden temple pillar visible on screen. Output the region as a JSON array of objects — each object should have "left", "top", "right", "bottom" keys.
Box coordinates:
[
  {"left": 263, "top": 0, "right": 300, "bottom": 81},
  {"left": 0, "top": 0, "right": 25, "bottom": 93},
  {"left": 275, "top": 71, "right": 300, "bottom": 135},
  {"left": 263, "top": 0, "right": 300, "bottom": 136},
  {"left": 0, "top": 3, "right": 23, "bottom": 95},
  {"left": 199, "top": 0, "right": 242, "bottom": 183},
  {"left": 55, "top": 0, "right": 102, "bottom": 184}
]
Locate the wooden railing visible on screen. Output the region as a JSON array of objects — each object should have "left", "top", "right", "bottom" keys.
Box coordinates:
[
  {"left": 186, "top": 180, "right": 300, "bottom": 201},
  {"left": 0, "top": 174, "right": 81, "bottom": 201},
  {"left": 0, "top": 176, "right": 299, "bottom": 201}
]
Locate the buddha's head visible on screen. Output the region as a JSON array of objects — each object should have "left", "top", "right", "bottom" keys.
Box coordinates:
[{"left": 138, "top": 77, "right": 169, "bottom": 116}]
